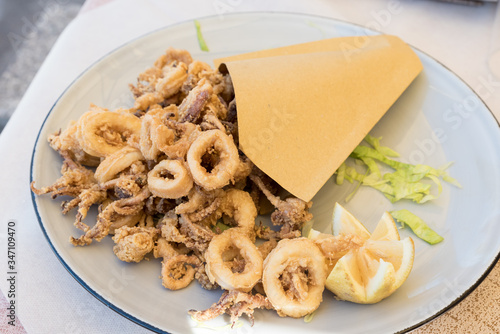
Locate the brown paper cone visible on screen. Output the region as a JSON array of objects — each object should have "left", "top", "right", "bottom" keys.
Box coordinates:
[{"left": 215, "top": 35, "right": 423, "bottom": 202}]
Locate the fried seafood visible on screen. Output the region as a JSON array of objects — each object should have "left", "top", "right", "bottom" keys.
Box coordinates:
[
  {"left": 205, "top": 229, "right": 263, "bottom": 292},
  {"left": 262, "top": 238, "right": 327, "bottom": 318},
  {"left": 157, "top": 120, "right": 199, "bottom": 160},
  {"left": 158, "top": 211, "right": 188, "bottom": 244},
  {"left": 154, "top": 47, "right": 193, "bottom": 69},
  {"left": 250, "top": 174, "right": 313, "bottom": 239},
  {"left": 108, "top": 211, "right": 143, "bottom": 234},
  {"left": 76, "top": 107, "right": 141, "bottom": 157},
  {"left": 147, "top": 159, "right": 193, "bottom": 199},
  {"left": 31, "top": 152, "right": 96, "bottom": 198},
  {"left": 95, "top": 146, "right": 144, "bottom": 184},
  {"left": 70, "top": 187, "right": 151, "bottom": 246},
  {"left": 179, "top": 79, "right": 213, "bottom": 123},
  {"left": 187, "top": 129, "right": 239, "bottom": 190},
  {"left": 155, "top": 62, "right": 189, "bottom": 100},
  {"left": 48, "top": 121, "right": 101, "bottom": 166},
  {"left": 175, "top": 187, "right": 222, "bottom": 215},
  {"left": 162, "top": 254, "right": 201, "bottom": 290},
  {"left": 112, "top": 226, "right": 158, "bottom": 263},
  {"left": 257, "top": 239, "right": 278, "bottom": 260},
  {"left": 153, "top": 236, "right": 203, "bottom": 290},
  {"left": 189, "top": 290, "right": 273, "bottom": 326},
  {"left": 178, "top": 214, "right": 215, "bottom": 253},
  {"left": 130, "top": 47, "right": 193, "bottom": 108},
  {"left": 139, "top": 112, "right": 170, "bottom": 160},
  {"left": 32, "top": 47, "right": 321, "bottom": 326},
  {"left": 31, "top": 153, "right": 107, "bottom": 231},
  {"left": 314, "top": 234, "right": 365, "bottom": 271},
  {"left": 217, "top": 189, "right": 257, "bottom": 238}
]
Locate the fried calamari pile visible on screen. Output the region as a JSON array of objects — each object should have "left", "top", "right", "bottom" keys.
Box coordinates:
[{"left": 31, "top": 48, "right": 322, "bottom": 326}]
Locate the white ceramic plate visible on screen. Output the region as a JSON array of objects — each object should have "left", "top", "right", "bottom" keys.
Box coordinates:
[{"left": 31, "top": 12, "right": 500, "bottom": 334}]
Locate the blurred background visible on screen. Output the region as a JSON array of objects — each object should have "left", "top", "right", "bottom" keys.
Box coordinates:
[{"left": 0, "top": 0, "right": 85, "bottom": 132}]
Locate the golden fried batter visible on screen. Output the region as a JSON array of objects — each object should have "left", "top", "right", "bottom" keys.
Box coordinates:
[
  {"left": 31, "top": 47, "right": 320, "bottom": 326},
  {"left": 112, "top": 226, "right": 158, "bottom": 263}
]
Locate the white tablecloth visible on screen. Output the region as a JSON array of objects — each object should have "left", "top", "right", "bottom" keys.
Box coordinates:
[{"left": 0, "top": 1, "right": 498, "bottom": 333}]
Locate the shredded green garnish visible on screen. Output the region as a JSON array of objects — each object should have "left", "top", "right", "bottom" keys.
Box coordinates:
[
  {"left": 304, "top": 311, "right": 316, "bottom": 323},
  {"left": 345, "top": 169, "right": 368, "bottom": 202},
  {"left": 194, "top": 20, "right": 210, "bottom": 52},
  {"left": 336, "top": 162, "right": 346, "bottom": 185},
  {"left": 390, "top": 209, "right": 444, "bottom": 245},
  {"left": 336, "top": 135, "right": 461, "bottom": 204},
  {"left": 363, "top": 134, "right": 400, "bottom": 157}
]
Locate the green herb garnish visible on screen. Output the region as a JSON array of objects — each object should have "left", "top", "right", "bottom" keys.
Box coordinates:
[
  {"left": 391, "top": 209, "right": 444, "bottom": 244},
  {"left": 194, "top": 20, "right": 209, "bottom": 52}
]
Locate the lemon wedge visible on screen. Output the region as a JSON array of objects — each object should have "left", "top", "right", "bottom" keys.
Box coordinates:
[
  {"left": 332, "top": 203, "right": 371, "bottom": 241},
  {"left": 324, "top": 203, "right": 414, "bottom": 304},
  {"left": 370, "top": 211, "right": 400, "bottom": 241}
]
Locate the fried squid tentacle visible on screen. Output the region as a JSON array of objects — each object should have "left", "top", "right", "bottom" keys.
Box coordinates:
[
  {"left": 250, "top": 174, "right": 313, "bottom": 239},
  {"left": 161, "top": 254, "right": 201, "bottom": 290},
  {"left": 70, "top": 187, "right": 151, "bottom": 246},
  {"left": 31, "top": 153, "right": 107, "bottom": 231},
  {"left": 188, "top": 290, "right": 273, "bottom": 326}
]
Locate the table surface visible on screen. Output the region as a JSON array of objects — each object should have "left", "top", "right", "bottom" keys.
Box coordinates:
[{"left": 0, "top": 0, "right": 499, "bottom": 333}]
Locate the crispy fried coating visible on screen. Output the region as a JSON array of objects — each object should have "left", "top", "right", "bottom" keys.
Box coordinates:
[
  {"left": 31, "top": 47, "right": 320, "bottom": 326},
  {"left": 189, "top": 290, "right": 273, "bottom": 326},
  {"left": 112, "top": 226, "right": 158, "bottom": 262}
]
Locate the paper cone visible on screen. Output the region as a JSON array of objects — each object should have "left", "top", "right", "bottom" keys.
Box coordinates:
[{"left": 215, "top": 35, "right": 422, "bottom": 202}]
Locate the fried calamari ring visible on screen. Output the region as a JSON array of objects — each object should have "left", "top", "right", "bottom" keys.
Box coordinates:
[
  {"left": 157, "top": 120, "right": 199, "bottom": 159},
  {"left": 161, "top": 254, "right": 200, "bottom": 290},
  {"left": 48, "top": 120, "right": 101, "bottom": 167},
  {"left": 205, "top": 229, "right": 262, "bottom": 292},
  {"left": 76, "top": 109, "right": 141, "bottom": 157},
  {"left": 187, "top": 129, "right": 239, "bottom": 190},
  {"left": 262, "top": 238, "right": 327, "bottom": 318},
  {"left": 147, "top": 159, "right": 193, "bottom": 199},
  {"left": 139, "top": 113, "right": 174, "bottom": 160},
  {"left": 155, "top": 62, "right": 188, "bottom": 99},
  {"left": 219, "top": 189, "right": 257, "bottom": 238},
  {"left": 94, "top": 146, "right": 144, "bottom": 184},
  {"left": 154, "top": 47, "right": 193, "bottom": 68}
]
